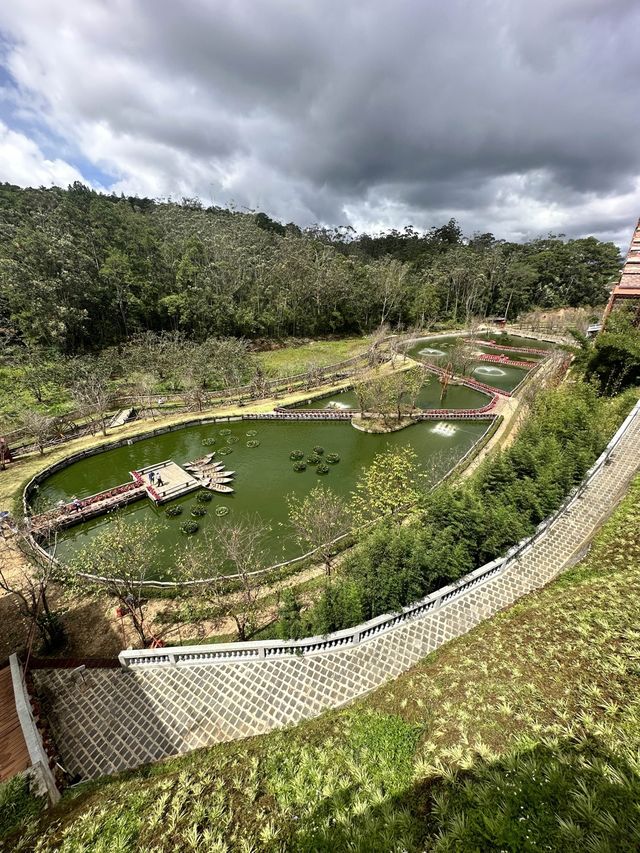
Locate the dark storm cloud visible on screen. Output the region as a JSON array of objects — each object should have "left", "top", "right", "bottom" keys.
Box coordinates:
[{"left": 0, "top": 0, "right": 639, "bottom": 242}]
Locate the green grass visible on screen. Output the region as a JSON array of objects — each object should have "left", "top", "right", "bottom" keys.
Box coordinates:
[
  {"left": 255, "top": 336, "right": 372, "bottom": 377},
  {"left": 7, "top": 477, "right": 640, "bottom": 851},
  {"left": 0, "top": 775, "right": 45, "bottom": 844},
  {"left": 0, "top": 365, "right": 74, "bottom": 432}
]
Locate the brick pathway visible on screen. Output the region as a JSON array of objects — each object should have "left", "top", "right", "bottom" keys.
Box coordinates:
[{"left": 34, "top": 410, "right": 640, "bottom": 781}]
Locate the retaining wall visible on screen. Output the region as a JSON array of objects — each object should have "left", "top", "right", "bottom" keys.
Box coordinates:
[{"left": 119, "top": 399, "right": 640, "bottom": 668}]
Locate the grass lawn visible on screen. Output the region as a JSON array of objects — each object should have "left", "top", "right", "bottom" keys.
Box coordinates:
[
  {"left": 5, "top": 474, "right": 640, "bottom": 851},
  {"left": 255, "top": 336, "right": 373, "bottom": 376}
]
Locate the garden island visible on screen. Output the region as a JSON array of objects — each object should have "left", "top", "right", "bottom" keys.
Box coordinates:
[{"left": 1, "top": 186, "right": 639, "bottom": 852}]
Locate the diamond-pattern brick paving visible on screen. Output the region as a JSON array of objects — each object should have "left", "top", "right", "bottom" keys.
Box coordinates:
[{"left": 34, "top": 413, "right": 640, "bottom": 780}]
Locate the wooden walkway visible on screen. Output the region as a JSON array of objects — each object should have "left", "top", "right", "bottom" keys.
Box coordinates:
[{"left": 0, "top": 666, "right": 30, "bottom": 781}]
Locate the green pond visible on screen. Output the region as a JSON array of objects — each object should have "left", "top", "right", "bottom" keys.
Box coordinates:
[
  {"left": 289, "top": 378, "right": 491, "bottom": 411},
  {"left": 405, "top": 336, "right": 534, "bottom": 393},
  {"left": 36, "top": 418, "right": 490, "bottom": 577}
]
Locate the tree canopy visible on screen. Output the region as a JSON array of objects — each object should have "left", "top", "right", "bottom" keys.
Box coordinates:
[{"left": 0, "top": 182, "right": 621, "bottom": 355}]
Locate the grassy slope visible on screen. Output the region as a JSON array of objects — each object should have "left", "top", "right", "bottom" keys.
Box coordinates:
[
  {"left": 5, "top": 475, "right": 640, "bottom": 852},
  {"left": 255, "top": 336, "right": 372, "bottom": 376}
]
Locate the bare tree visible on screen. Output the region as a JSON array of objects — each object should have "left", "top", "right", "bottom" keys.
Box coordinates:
[
  {"left": 288, "top": 485, "right": 349, "bottom": 576},
  {"left": 20, "top": 411, "right": 56, "bottom": 455},
  {"left": 213, "top": 516, "right": 268, "bottom": 641},
  {"left": 69, "top": 518, "right": 166, "bottom": 647},
  {"left": 0, "top": 522, "right": 65, "bottom": 652},
  {"left": 70, "top": 360, "right": 114, "bottom": 436}
]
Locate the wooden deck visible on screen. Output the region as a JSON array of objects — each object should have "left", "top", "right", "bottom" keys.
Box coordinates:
[{"left": 0, "top": 666, "right": 30, "bottom": 781}]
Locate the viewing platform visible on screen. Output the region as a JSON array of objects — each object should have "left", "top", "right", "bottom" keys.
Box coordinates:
[
  {"left": 30, "top": 459, "right": 225, "bottom": 535},
  {"left": 131, "top": 460, "right": 201, "bottom": 504}
]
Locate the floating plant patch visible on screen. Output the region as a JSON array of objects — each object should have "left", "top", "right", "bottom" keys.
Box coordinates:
[
  {"left": 180, "top": 520, "right": 199, "bottom": 535},
  {"left": 316, "top": 463, "right": 329, "bottom": 474},
  {"left": 196, "top": 492, "right": 213, "bottom": 503},
  {"left": 226, "top": 435, "right": 239, "bottom": 444},
  {"left": 246, "top": 429, "right": 257, "bottom": 437},
  {"left": 165, "top": 505, "right": 183, "bottom": 517},
  {"left": 219, "top": 428, "right": 231, "bottom": 436},
  {"left": 293, "top": 461, "right": 307, "bottom": 472},
  {"left": 246, "top": 440, "right": 260, "bottom": 448},
  {"left": 191, "top": 506, "right": 207, "bottom": 517},
  {"left": 313, "top": 446, "right": 324, "bottom": 455},
  {"left": 218, "top": 447, "right": 232, "bottom": 455},
  {"left": 326, "top": 453, "right": 340, "bottom": 464},
  {"left": 306, "top": 454, "right": 321, "bottom": 465},
  {"left": 202, "top": 438, "right": 216, "bottom": 446},
  {"left": 215, "top": 506, "right": 230, "bottom": 517},
  {"left": 290, "top": 450, "right": 304, "bottom": 460}
]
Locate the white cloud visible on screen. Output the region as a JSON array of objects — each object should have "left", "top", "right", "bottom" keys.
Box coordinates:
[
  {"left": 0, "top": 119, "right": 86, "bottom": 187},
  {"left": 0, "top": 0, "right": 639, "bottom": 243}
]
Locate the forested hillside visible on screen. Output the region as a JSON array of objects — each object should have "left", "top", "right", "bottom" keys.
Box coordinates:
[{"left": 0, "top": 182, "right": 621, "bottom": 354}]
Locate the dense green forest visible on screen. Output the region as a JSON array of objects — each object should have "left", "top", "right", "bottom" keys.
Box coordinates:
[{"left": 0, "top": 182, "right": 620, "bottom": 354}]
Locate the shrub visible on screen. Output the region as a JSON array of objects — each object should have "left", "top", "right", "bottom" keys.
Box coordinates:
[
  {"left": 293, "top": 461, "right": 307, "bottom": 472},
  {"left": 313, "top": 446, "right": 325, "bottom": 455},
  {"left": 290, "top": 450, "right": 304, "bottom": 460},
  {"left": 165, "top": 505, "right": 183, "bottom": 517},
  {"left": 316, "top": 463, "right": 329, "bottom": 474},
  {"left": 306, "top": 454, "right": 321, "bottom": 465},
  {"left": 180, "top": 520, "right": 199, "bottom": 534},
  {"left": 196, "top": 492, "right": 213, "bottom": 503},
  {"left": 191, "top": 506, "right": 207, "bottom": 517}
]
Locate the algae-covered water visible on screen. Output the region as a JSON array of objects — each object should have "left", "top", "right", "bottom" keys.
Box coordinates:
[
  {"left": 404, "top": 336, "right": 535, "bottom": 393},
  {"left": 36, "top": 417, "right": 490, "bottom": 577},
  {"left": 289, "top": 378, "right": 491, "bottom": 412}
]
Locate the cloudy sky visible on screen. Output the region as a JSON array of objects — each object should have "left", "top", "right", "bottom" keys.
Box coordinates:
[{"left": 0, "top": 0, "right": 639, "bottom": 244}]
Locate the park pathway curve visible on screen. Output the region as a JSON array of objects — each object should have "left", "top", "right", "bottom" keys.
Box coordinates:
[{"left": 34, "top": 404, "right": 640, "bottom": 781}]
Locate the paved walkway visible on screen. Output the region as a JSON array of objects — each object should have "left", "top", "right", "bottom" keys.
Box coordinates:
[
  {"left": 0, "top": 666, "right": 30, "bottom": 781},
  {"left": 34, "top": 409, "right": 640, "bottom": 781}
]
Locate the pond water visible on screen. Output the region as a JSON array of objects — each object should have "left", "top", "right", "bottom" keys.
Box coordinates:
[
  {"left": 36, "top": 417, "right": 490, "bottom": 577},
  {"left": 404, "top": 336, "right": 533, "bottom": 393},
  {"left": 289, "top": 378, "right": 491, "bottom": 411}
]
